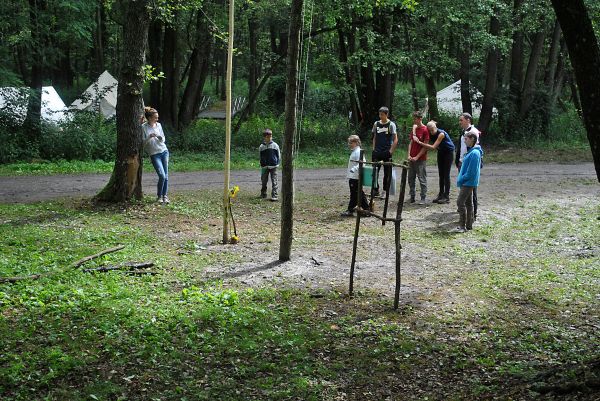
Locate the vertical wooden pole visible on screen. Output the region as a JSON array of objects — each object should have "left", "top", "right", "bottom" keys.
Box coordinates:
[
  {"left": 382, "top": 163, "right": 391, "bottom": 226},
  {"left": 222, "top": 0, "right": 235, "bottom": 244},
  {"left": 349, "top": 150, "right": 364, "bottom": 296},
  {"left": 394, "top": 167, "right": 408, "bottom": 309},
  {"left": 278, "top": 0, "right": 304, "bottom": 261}
]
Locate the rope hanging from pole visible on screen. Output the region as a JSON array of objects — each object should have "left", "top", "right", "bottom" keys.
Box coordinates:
[{"left": 293, "top": 0, "right": 315, "bottom": 162}]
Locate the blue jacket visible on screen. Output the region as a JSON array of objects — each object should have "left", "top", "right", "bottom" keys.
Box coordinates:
[{"left": 457, "top": 145, "right": 483, "bottom": 187}]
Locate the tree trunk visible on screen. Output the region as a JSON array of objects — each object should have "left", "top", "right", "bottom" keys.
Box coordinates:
[
  {"left": 459, "top": 46, "right": 472, "bottom": 115},
  {"left": 24, "top": 0, "right": 46, "bottom": 145},
  {"left": 358, "top": 32, "right": 377, "bottom": 132},
  {"left": 374, "top": 12, "right": 394, "bottom": 115},
  {"left": 403, "top": 21, "right": 419, "bottom": 112},
  {"left": 92, "top": 0, "right": 107, "bottom": 75},
  {"left": 279, "top": 0, "right": 303, "bottom": 261},
  {"left": 551, "top": 0, "right": 600, "bottom": 181},
  {"left": 544, "top": 19, "right": 562, "bottom": 90},
  {"left": 337, "top": 26, "right": 360, "bottom": 125},
  {"left": 148, "top": 20, "right": 163, "bottom": 109},
  {"left": 569, "top": 74, "right": 582, "bottom": 116},
  {"left": 549, "top": 53, "right": 566, "bottom": 110},
  {"left": 160, "top": 23, "right": 179, "bottom": 130},
  {"left": 15, "top": 45, "right": 29, "bottom": 84},
  {"left": 479, "top": 15, "right": 500, "bottom": 133},
  {"left": 519, "top": 29, "right": 546, "bottom": 117},
  {"left": 508, "top": 0, "right": 525, "bottom": 110},
  {"left": 424, "top": 75, "right": 439, "bottom": 121},
  {"left": 233, "top": 54, "right": 286, "bottom": 135},
  {"left": 95, "top": 0, "right": 151, "bottom": 202},
  {"left": 248, "top": 14, "right": 259, "bottom": 116},
  {"left": 178, "top": 11, "right": 213, "bottom": 129}
]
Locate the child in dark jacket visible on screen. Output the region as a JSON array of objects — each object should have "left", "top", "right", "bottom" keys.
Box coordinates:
[
  {"left": 259, "top": 129, "right": 280, "bottom": 201},
  {"left": 456, "top": 132, "right": 483, "bottom": 232}
]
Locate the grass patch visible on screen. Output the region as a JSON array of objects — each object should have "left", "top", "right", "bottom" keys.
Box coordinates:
[
  {"left": 0, "top": 148, "right": 349, "bottom": 176},
  {"left": 0, "top": 189, "right": 598, "bottom": 399}
]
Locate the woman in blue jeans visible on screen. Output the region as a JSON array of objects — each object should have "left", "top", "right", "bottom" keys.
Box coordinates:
[{"left": 142, "top": 107, "right": 170, "bottom": 204}]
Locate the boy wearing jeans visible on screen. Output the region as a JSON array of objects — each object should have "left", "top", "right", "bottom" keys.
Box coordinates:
[
  {"left": 408, "top": 111, "right": 429, "bottom": 204},
  {"left": 456, "top": 133, "right": 483, "bottom": 232},
  {"left": 259, "top": 129, "right": 280, "bottom": 201}
]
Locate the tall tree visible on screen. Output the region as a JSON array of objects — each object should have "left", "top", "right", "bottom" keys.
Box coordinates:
[
  {"left": 479, "top": 14, "right": 501, "bottom": 133},
  {"left": 550, "top": 0, "right": 600, "bottom": 181},
  {"left": 96, "top": 0, "right": 151, "bottom": 202},
  {"left": 23, "top": 0, "right": 47, "bottom": 144},
  {"left": 279, "top": 0, "right": 303, "bottom": 261},
  {"left": 178, "top": 11, "right": 213, "bottom": 129}
]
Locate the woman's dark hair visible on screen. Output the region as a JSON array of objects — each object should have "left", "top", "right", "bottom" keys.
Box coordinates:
[
  {"left": 144, "top": 107, "right": 158, "bottom": 120},
  {"left": 460, "top": 112, "right": 473, "bottom": 122}
]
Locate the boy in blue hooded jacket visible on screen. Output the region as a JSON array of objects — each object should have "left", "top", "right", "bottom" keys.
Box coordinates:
[{"left": 456, "top": 133, "right": 483, "bottom": 232}]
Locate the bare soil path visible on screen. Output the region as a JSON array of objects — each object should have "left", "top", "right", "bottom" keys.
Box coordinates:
[{"left": 0, "top": 162, "right": 596, "bottom": 204}]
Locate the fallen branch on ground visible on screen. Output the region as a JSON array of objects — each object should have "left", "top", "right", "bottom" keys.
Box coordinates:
[
  {"left": 0, "top": 245, "right": 126, "bottom": 283},
  {"left": 71, "top": 245, "right": 125, "bottom": 269},
  {"left": 82, "top": 262, "right": 154, "bottom": 273}
]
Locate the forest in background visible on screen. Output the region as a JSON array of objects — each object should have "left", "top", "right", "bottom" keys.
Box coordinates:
[{"left": 0, "top": 0, "right": 598, "bottom": 164}]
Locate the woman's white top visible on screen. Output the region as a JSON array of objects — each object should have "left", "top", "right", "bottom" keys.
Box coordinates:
[{"left": 142, "top": 122, "right": 168, "bottom": 156}]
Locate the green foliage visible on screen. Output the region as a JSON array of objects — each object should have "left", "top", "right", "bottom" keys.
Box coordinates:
[
  {"left": 176, "top": 114, "right": 350, "bottom": 154},
  {"left": 39, "top": 113, "right": 117, "bottom": 161},
  {"left": 0, "top": 184, "right": 598, "bottom": 399}
]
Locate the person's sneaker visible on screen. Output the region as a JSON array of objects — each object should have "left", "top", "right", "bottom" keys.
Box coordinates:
[
  {"left": 432, "top": 196, "right": 443, "bottom": 204},
  {"left": 157, "top": 196, "right": 163, "bottom": 204},
  {"left": 260, "top": 193, "right": 267, "bottom": 199},
  {"left": 340, "top": 210, "right": 354, "bottom": 217},
  {"left": 439, "top": 197, "right": 450, "bottom": 204},
  {"left": 163, "top": 196, "right": 170, "bottom": 204},
  {"left": 373, "top": 190, "right": 381, "bottom": 198},
  {"left": 454, "top": 226, "right": 467, "bottom": 233},
  {"left": 409, "top": 197, "right": 416, "bottom": 204},
  {"left": 417, "top": 198, "right": 426, "bottom": 205},
  {"left": 270, "top": 196, "right": 278, "bottom": 202}
]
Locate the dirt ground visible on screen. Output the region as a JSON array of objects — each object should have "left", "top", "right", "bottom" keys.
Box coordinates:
[
  {"left": 188, "top": 163, "right": 599, "bottom": 304},
  {"left": 1, "top": 163, "right": 598, "bottom": 305}
]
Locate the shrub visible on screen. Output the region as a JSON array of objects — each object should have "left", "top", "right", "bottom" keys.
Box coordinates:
[
  {"left": 39, "top": 112, "right": 116, "bottom": 161},
  {"left": 177, "top": 115, "right": 350, "bottom": 153}
]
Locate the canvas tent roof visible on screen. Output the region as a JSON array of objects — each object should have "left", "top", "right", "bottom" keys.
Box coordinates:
[
  {"left": 70, "top": 70, "right": 118, "bottom": 118},
  {"left": 436, "top": 79, "right": 496, "bottom": 118},
  {"left": 0, "top": 86, "right": 68, "bottom": 124}
]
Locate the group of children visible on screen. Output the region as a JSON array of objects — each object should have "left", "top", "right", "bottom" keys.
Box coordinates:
[
  {"left": 258, "top": 107, "right": 482, "bottom": 232},
  {"left": 339, "top": 107, "right": 483, "bottom": 233}
]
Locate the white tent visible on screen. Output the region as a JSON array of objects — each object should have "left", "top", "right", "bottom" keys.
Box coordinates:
[
  {"left": 0, "top": 86, "right": 68, "bottom": 124},
  {"left": 70, "top": 70, "right": 118, "bottom": 118},
  {"left": 436, "top": 79, "right": 496, "bottom": 118}
]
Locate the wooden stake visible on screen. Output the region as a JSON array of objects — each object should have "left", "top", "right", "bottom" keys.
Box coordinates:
[
  {"left": 394, "top": 168, "right": 408, "bottom": 309},
  {"left": 222, "top": 0, "right": 235, "bottom": 244},
  {"left": 349, "top": 150, "right": 364, "bottom": 296}
]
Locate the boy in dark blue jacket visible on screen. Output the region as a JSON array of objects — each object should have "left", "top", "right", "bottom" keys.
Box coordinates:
[
  {"left": 259, "top": 129, "right": 281, "bottom": 201},
  {"left": 456, "top": 133, "right": 483, "bottom": 232}
]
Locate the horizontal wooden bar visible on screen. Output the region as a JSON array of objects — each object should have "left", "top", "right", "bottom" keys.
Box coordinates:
[
  {"left": 357, "top": 160, "right": 409, "bottom": 168},
  {"left": 355, "top": 208, "right": 403, "bottom": 223}
]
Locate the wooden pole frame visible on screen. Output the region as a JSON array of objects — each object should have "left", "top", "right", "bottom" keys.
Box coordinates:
[
  {"left": 349, "top": 158, "right": 409, "bottom": 309},
  {"left": 222, "top": 0, "right": 235, "bottom": 244}
]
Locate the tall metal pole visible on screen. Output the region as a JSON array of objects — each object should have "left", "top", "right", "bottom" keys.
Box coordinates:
[{"left": 222, "top": 0, "right": 235, "bottom": 244}]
